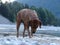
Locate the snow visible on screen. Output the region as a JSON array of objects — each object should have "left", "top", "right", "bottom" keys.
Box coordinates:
[
  {"left": 0, "top": 35, "right": 60, "bottom": 45},
  {"left": 0, "top": 24, "right": 60, "bottom": 45},
  {"left": 0, "top": 24, "right": 60, "bottom": 31},
  {"left": 37, "top": 26, "right": 60, "bottom": 31}
]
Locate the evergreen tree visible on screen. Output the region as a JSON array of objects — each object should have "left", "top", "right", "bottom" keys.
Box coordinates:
[{"left": 24, "top": 4, "right": 29, "bottom": 8}]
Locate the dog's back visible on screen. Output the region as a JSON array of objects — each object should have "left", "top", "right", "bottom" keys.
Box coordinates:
[{"left": 17, "top": 9, "right": 39, "bottom": 22}]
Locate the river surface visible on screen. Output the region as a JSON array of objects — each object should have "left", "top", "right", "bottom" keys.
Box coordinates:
[
  {"left": 0, "top": 24, "right": 60, "bottom": 37},
  {"left": 0, "top": 24, "right": 60, "bottom": 45}
]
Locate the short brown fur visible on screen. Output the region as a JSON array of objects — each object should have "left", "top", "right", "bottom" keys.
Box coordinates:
[{"left": 16, "top": 9, "right": 42, "bottom": 38}]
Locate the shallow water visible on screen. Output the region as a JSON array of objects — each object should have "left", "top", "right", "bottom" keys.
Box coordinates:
[
  {"left": 0, "top": 24, "right": 60, "bottom": 37},
  {"left": 0, "top": 24, "right": 60, "bottom": 45}
]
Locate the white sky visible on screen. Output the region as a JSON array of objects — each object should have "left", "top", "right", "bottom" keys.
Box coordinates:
[{"left": 1, "top": 0, "right": 15, "bottom": 3}]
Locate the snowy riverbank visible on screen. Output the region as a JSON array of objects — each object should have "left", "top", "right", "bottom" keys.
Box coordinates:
[
  {"left": 0, "top": 24, "right": 60, "bottom": 45},
  {"left": 0, "top": 24, "right": 60, "bottom": 37},
  {"left": 0, "top": 35, "right": 60, "bottom": 45}
]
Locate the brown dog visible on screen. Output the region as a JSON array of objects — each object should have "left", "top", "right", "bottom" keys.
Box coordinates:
[{"left": 16, "top": 9, "right": 41, "bottom": 38}]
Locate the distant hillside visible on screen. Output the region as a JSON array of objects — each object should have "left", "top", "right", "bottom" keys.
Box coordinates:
[
  {"left": 0, "top": 15, "right": 12, "bottom": 24},
  {"left": 16, "top": 0, "right": 60, "bottom": 18}
]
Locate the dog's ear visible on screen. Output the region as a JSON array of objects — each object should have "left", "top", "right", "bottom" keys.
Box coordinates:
[{"left": 38, "top": 20, "right": 42, "bottom": 28}]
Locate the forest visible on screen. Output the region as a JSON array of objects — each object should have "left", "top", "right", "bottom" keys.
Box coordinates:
[{"left": 0, "top": 1, "right": 60, "bottom": 26}]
